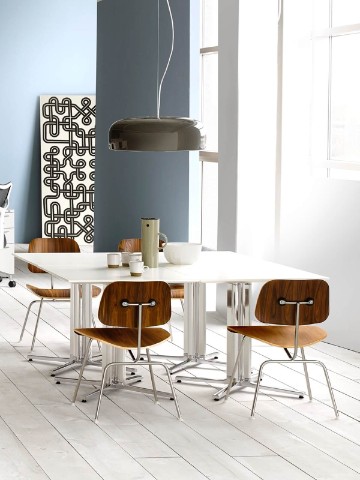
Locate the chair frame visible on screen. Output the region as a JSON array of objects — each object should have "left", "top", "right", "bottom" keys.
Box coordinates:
[
  {"left": 224, "top": 280, "right": 339, "bottom": 417},
  {"left": 72, "top": 281, "right": 182, "bottom": 421},
  {"left": 19, "top": 238, "right": 101, "bottom": 374},
  {"left": 20, "top": 296, "right": 100, "bottom": 370},
  {"left": 19, "top": 270, "right": 73, "bottom": 350}
]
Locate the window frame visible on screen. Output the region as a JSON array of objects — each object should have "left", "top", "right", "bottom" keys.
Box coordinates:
[
  {"left": 199, "top": 45, "right": 219, "bottom": 162},
  {"left": 312, "top": 5, "right": 360, "bottom": 178},
  {"left": 199, "top": 1, "right": 219, "bottom": 249}
]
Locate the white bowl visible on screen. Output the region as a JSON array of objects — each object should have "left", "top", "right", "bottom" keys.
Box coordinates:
[{"left": 163, "top": 242, "right": 202, "bottom": 265}]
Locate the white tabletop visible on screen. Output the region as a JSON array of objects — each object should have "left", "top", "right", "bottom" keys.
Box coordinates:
[
  {"left": 15, "top": 250, "right": 327, "bottom": 379},
  {"left": 15, "top": 251, "right": 326, "bottom": 284}
]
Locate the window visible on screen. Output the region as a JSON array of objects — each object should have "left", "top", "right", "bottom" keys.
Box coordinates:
[
  {"left": 312, "top": 0, "right": 360, "bottom": 179},
  {"left": 200, "top": 0, "right": 218, "bottom": 249}
]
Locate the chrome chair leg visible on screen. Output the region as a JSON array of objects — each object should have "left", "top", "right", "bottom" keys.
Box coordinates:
[
  {"left": 72, "top": 339, "right": 93, "bottom": 404},
  {"left": 30, "top": 298, "right": 44, "bottom": 352},
  {"left": 301, "top": 348, "right": 313, "bottom": 400},
  {"left": 95, "top": 362, "right": 111, "bottom": 422},
  {"left": 91, "top": 316, "right": 101, "bottom": 352},
  {"left": 92, "top": 359, "right": 181, "bottom": 422},
  {"left": 19, "top": 299, "right": 40, "bottom": 341},
  {"left": 316, "top": 360, "right": 339, "bottom": 417},
  {"left": 251, "top": 360, "right": 267, "bottom": 416},
  {"left": 251, "top": 356, "right": 338, "bottom": 417},
  {"left": 146, "top": 349, "right": 158, "bottom": 404},
  {"left": 225, "top": 336, "right": 245, "bottom": 400},
  {"left": 162, "top": 363, "right": 182, "bottom": 420}
]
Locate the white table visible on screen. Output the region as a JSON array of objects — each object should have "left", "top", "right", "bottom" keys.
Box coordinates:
[{"left": 15, "top": 251, "right": 325, "bottom": 390}]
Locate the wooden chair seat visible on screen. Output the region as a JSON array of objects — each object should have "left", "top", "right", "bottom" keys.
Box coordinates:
[
  {"left": 74, "top": 326, "right": 170, "bottom": 349},
  {"left": 227, "top": 325, "right": 327, "bottom": 348},
  {"left": 169, "top": 284, "right": 184, "bottom": 299},
  {"left": 26, "top": 284, "right": 101, "bottom": 299}
]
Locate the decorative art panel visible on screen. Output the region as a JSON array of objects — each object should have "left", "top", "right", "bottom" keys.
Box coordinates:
[{"left": 40, "top": 95, "right": 96, "bottom": 244}]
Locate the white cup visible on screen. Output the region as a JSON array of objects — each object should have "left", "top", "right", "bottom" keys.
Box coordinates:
[
  {"left": 129, "top": 252, "right": 142, "bottom": 262},
  {"left": 121, "top": 252, "right": 131, "bottom": 266},
  {"left": 107, "top": 253, "right": 120, "bottom": 268},
  {"left": 129, "top": 260, "right": 149, "bottom": 277}
]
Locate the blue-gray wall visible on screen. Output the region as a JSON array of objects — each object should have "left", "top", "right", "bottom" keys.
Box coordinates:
[
  {"left": 94, "top": 0, "right": 201, "bottom": 251},
  {"left": 0, "top": 0, "right": 97, "bottom": 242},
  {"left": 0, "top": 0, "right": 200, "bottom": 247}
]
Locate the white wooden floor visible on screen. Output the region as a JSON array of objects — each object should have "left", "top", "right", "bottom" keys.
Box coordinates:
[{"left": 1, "top": 250, "right": 360, "bottom": 479}]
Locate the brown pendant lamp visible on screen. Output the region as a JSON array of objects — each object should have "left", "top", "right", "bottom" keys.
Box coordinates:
[{"left": 109, "top": 0, "right": 206, "bottom": 152}]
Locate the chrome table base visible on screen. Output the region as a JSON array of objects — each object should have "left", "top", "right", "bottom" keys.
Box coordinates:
[
  {"left": 169, "top": 283, "right": 227, "bottom": 382},
  {"left": 173, "top": 283, "right": 305, "bottom": 404},
  {"left": 27, "top": 354, "right": 102, "bottom": 377},
  {"left": 171, "top": 353, "right": 227, "bottom": 384},
  {"left": 213, "top": 377, "right": 304, "bottom": 401},
  {"left": 80, "top": 376, "right": 174, "bottom": 403}
]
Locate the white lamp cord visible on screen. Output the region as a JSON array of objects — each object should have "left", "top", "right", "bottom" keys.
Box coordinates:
[{"left": 157, "top": 0, "right": 174, "bottom": 119}]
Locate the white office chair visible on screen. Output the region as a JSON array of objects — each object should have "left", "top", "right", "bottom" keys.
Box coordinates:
[{"left": 0, "top": 182, "right": 12, "bottom": 250}]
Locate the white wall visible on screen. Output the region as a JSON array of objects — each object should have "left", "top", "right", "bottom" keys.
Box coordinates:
[
  {"left": 0, "top": 0, "right": 97, "bottom": 242},
  {"left": 217, "top": 0, "right": 278, "bottom": 317},
  {"left": 218, "top": 0, "right": 278, "bottom": 260},
  {"left": 217, "top": 0, "right": 239, "bottom": 255},
  {"left": 277, "top": 1, "right": 360, "bottom": 351},
  {"left": 218, "top": 0, "right": 360, "bottom": 352},
  {"left": 279, "top": 175, "right": 360, "bottom": 351}
]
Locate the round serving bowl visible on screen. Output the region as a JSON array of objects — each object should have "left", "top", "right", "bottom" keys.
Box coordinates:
[{"left": 163, "top": 242, "right": 202, "bottom": 265}]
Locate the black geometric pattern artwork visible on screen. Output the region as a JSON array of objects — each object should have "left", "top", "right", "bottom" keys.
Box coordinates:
[{"left": 40, "top": 95, "right": 96, "bottom": 244}]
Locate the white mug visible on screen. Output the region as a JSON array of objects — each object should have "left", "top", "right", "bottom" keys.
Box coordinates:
[
  {"left": 129, "top": 260, "right": 149, "bottom": 277},
  {"left": 129, "top": 252, "right": 142, "bottom": 262},
  {"left": 107, "top": 253, "right": 120, "bottom": 268},
  {"left": 121, "top": 251, "right": 131, "bottom": 266}
]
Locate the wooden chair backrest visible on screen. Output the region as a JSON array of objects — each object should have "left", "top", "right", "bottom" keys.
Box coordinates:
[
  {"left": 28, "top": 237, "right": 80, "bottom": 273},
  {"left": 98, "top": 281, "right": 171, "bottom": 328},
  {"left": 118, "top": 238, "right": 165, "bottom": 253},
  {"left": 118, "top": 238, "right": 142, "bottom": 252},
  {"left": 255, "top": 279, "right": 329, "bottom": 326}
]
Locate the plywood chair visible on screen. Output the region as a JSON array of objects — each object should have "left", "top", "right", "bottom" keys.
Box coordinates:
[
  {"left": 72, "top": 281, "right": 181, "bottom": 421},
  {"left": 19, "top": 238, "right": 101, "bottom": 370},
  {"left": 225, "top": 279, "right": 339, "bottom": 417}
]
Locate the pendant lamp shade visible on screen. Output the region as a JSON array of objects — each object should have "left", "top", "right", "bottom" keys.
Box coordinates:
[
  {"left": 109, "top": 117, "right": 206, "bottom": 152},
  {"left": 108, "top": 0, "right": 206, "bottom": 153}
]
